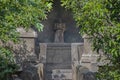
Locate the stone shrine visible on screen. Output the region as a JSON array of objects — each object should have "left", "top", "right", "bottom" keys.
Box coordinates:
[{"left": 9, "top": 0, "right": 100, "bottom": 80}]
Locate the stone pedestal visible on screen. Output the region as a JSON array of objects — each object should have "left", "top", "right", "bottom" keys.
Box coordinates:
[
  {"left": 39, "top": 43, "right": 85, "bottom": 80},
  {"left": 39, "top": 43, "right": 72, "bottom": 80},
  {"left": 80, "top": 54, "right": 99, "bottom": 72},
  {"left": 82, "top": 35, "right": 93, "bottom": 54},
  {"left": 81, "top": 35, "right": 98, "bottom": 72}
]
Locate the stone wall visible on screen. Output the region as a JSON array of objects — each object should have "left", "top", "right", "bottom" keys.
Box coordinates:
[
  {"left": 15, "top": 28, "right": 37, "bottom": 63},
  {"left": 12, "top": 28, "right": 43, "bottom": 80}
]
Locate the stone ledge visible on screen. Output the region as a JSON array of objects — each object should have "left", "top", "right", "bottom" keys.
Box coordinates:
[
  {"left": 47, "top": 43, "right": 71, "bottom": 47},
  {"left": 81, "top": 54, "right": 99, "bottom": 63},
  {"left": 17, "top": 27, "right": 37, "bottom": 38}
]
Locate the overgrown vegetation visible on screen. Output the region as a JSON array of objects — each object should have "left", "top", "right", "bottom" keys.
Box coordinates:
[
  {"left": 0, "top": 0, "right": 52, "bottom": 79},
  {"left": 0, "top": 0, "right": 120, "bottom": 80},
  {"left": 61, "top": 0, "right": 120, "bottom": 80},
  {"left": 0, "top": 47, "right": 18, "bottom": 80}
]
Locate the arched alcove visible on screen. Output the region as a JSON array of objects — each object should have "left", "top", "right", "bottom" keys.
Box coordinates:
[{"left": 37, "top": 0, "right": 83, "bottom": 43}]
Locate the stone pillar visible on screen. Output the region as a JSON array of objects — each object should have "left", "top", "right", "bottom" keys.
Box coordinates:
[
  {"left": 38, "top": 43, "right": 47, "bottom": 80},
  {"left": 82, "top": 35, "right": 93, "bottom": 54},
  {"left": 81, "top": 35, "right": 99, "bottom": 72},
  {"left": 39, "top": 43, "right": 47, "bottom": 63},
  {"left": 71, "top": 43, "right": 84, "bottom": 80},
  {"left": 81, "top": 54, "right": 91, "bottom": 70}
]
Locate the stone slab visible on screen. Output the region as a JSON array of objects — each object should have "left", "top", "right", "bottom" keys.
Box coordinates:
[
  {"left": 44, "top": 43, "right": 72, "bottom": 80},
  {"left": 46, "top": 43, "right": 71, "bottom": 65},
  {"left": 52, "top": 69, "right": 72, "bottom": 80}
]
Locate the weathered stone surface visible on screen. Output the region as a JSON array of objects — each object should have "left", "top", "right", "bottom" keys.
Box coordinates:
[
  {"left": 19, "top": 63, "right": 38, "bottom": 80},
  {"left": 14, "top": 39, "right": 37, "bottom": 63},
  {"left": 46, "top": 43, "right": 71, "bottom": 66},
  {"left": 17, "top": 27, "right": 37, "bottom": 38},
  {"left": 80, "top": 54, "right": 99, "bottom": 72},
  {"left": 76, "top": 66, "right": 89, "bottom": 80},
  {"left": 46, "top": 47, "right": 71, "bottom": 64},
  {"left": 41, "top": 43, "right": 72, "bottom": 80},
  {"left": 82, "top": 72, "right": 96, "bottom": 80},
  {"left": 12, "top": 28, "right": 38, "bottom": 67},
  {"left": 39, "top": 43, "right": 47, "bottom": 63},
  {"left": 52, "top": 69, "right": 72, "bottom": 80},
  {"left": 12, "top": 75, "right": 23, "bottom": 80},
  {"left": 71, "top": 43, "right": 84, "bottom": 80},
  {"left": 19, "top": 63, "right": 44, "bottom": 80},
  {"left": 82, "top": 35, "right": 95, "bottom": 54},
  {"left": 76, "top": 66, "right": 96, "bottom": 80},
  {"left": 54, "top": 22, "right": 66, "bottom": 43}
]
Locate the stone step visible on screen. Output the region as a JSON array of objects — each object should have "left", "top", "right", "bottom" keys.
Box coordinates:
[
  {"left": 47, "top": 47, "right": 71, "bottom": 50},
  {"left": 45, "top": 43, "right": 72, "bottom": 80},
  {"left": 45, "top": 69, "right": 72, "bottom": 80},
  {"left": 52, "top": 69, "right": 72, "bottom": 80},
  {"left": 47, "top": 43, "right": 71, "bottom": 47},
  {"left": 45, "top": 63, "right": 72, "bottom": 70}
]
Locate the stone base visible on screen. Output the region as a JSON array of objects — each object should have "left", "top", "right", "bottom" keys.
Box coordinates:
[{"left": 52, "top": 69, "right": 72, "bottom": 80}]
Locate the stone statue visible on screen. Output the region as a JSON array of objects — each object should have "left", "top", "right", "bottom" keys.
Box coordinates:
[
  {"left": 36, "top": 63, "right": 44, "bottom": 80},
  {"left": 54, "top": 21, "right": 66, "bottom": 43}
]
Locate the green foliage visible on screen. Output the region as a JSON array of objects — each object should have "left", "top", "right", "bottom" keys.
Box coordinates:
[
  {"left": 0, "top": 47, "right": 18, "bottom": 80},
  {"left": 0, "top": 0, "right": 53, "bottom": 43},
  {"left": 0, "top": 0, "right": 119, "bottom": 79},
  {"left": 97, "top": 65, "right": 120, "bottom": 80},
  {"left": 0, "top": 0, "right": 53, "bottom": 79},
  {"left": 61, "top": 0, "right": 120, "bottom": 80}
]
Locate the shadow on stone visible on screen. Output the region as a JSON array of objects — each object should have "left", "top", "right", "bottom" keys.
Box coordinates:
[{"left": 76, "top": 66, "right": 96, "bottom": 80}]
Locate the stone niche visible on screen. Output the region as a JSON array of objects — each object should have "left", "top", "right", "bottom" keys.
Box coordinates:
[{"left": 37, "top": 0, "right": 83, "bottom": 43}]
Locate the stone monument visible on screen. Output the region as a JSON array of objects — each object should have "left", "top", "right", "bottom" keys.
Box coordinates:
[{"left": 54, "top": 20, "right": 66, "bottom": 43}]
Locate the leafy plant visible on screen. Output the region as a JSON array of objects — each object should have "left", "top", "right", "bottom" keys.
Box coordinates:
[
  {"left": 0, "top": 47, "right": 18, "bottom": 80},
  {"left": 61, "top": 0, "right": 120, "bottom": 79},
  {"left": 0, "top": 0, "right": 53, "bottom": 79}
]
